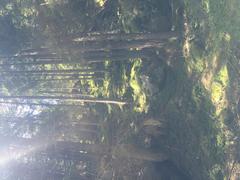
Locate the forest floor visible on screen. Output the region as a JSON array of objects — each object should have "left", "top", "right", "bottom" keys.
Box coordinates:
[{"left": 85, "top": 0, "right": 240, "bottom": 179}]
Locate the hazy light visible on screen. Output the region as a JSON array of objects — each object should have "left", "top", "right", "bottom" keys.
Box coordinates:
[
  {"left": 0, "top": 153, "right": 11, "bottom": 166},
  {"left": 0, "top": 145, "right": 40, "bottom": 167}
]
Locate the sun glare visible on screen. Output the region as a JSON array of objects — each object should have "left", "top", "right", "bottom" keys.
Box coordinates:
[
  {"left": 0, "top": 151, "right": 12, "bottom": 166},
  {"left": 0, "top": 146, "right": 40, "bottom": 167}
]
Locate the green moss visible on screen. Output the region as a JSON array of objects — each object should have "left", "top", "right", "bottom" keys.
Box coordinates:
[
  {"left": 94, "top": 0, "right": 106, "bottom": 7},
  {"left": 215, "top": 65, "right": 229, "bottom": 87},
  {"left": 83, "top": 80, "right": 99, "bottom": 97},
  {"left": 129, "top": 58, "right": 148, "bottom": 113},
  {"left": 102, "top": 78, "right": 110, "bottom": 97},
  {"left": 194, "top": 58, "right": 206, "bottom": 73},
  {"left": 117, "top": 67, "right": 128, "bottom": 97},
  {"left": 211, "top": 65, "right": 229, "bottom": 116},
  {"left": 209, "top": 164, "right": 224, "bottom": 180},
  {"left": 211, "top": 82, "right": 223, "bottom": 104},
  {"left": 192, "top": 84, "right": 211, "bottom": 110}
]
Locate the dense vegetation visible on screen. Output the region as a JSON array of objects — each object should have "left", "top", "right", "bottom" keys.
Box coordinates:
[{"left": 0, "top": 0, "right": 239, "bottom": 179}]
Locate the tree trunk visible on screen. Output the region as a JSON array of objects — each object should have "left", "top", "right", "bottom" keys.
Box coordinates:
[
  {"left": 0, "top": 95, "right": 127, "bottom": 105},
  {"left": 38, "top": 90, "right": 94, "bottom": 97},
  {"left": 30, "top": 77, "right": 103, "bottom": 81},
  {"left": 0, "top": 49, "right": 149, "bottom": 67},
  {"left": 65, "top": 32, "right": 178, "bottom": 43},
  {"left": 62, "top": 39, "right": 166, "bottom": 53},
  {"left": 4, "top": 73, "right": 101, "bottom": 79},
  {"left": 0, "top": 68, "right": 104, "bottom": 74},
  {"left": 0, "top": 101, "right": 84, "bottom": 107}
]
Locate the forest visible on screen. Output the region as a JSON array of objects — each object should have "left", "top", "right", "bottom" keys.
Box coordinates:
[{"left": 0, "top": 0, "right": 239, "bottom": 179}]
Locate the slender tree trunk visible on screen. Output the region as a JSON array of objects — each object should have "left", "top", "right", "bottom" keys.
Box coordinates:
[
  {"left": 0, "top": 68, "right": 104, "bottom": 74},
  {"left": 0, "top": 95, "right": 127, "bottom": 105},
  {"left": 30, "top": 77, "right": 103, "bottom": 81},
  {"left": 0, "top": 77, "right": 100, "bottom": 83},
  {"left": 65, "top": 32, "right": 178, "bottom": 43},
  {"left": 40, "top": 148, "right": 97, "bottom": 161},
  {"left": 15, "top": 53, "right": 58, "bottom": 59},
  {"left": 0, "top": 101, "right": 84, "bottom": 107},
  {"left": 38, "top": 90, "right": 94, "bottom": 97},
  {"left": 0, "top": 49, "right": 149, "bottom": 67},
  {"left": 0, "top": 136, "right": 107, "bottom": 155},
  {"left": 35, "top": 73, "right": 100, "bottom": 77},
  {"left": 19, "top": 47, "right": 51, "bottom": 54},
  {"left": 4, "top": 73, "right": 101, "bottom": 78},
  {"left": 38, "top": 87, "right": 87, "bottom": 92},
  {"left": 74, "top": 121, "right": 100, "bottom": 126},
  {"left": 63, "top": 39, "right": 166, "bottom": 53},
  {"left": 0, "top": 136, "right": 168, "bottom": 165}
]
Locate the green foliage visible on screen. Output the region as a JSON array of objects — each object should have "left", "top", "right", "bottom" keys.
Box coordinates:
[
  {"left": 118, "top": 0, "right": 172, "bottom": 32},
  {"left": 183, "top": 0, "right": 240, "bottom": 179},
  {"left": 129, "top": 58, "right": 148, "bottom": 112},
  {"left": 1, "top": 0, "right": 240, "bottom": 179},
  {"left": 0, "top": 0, "right": 36, "bottom": 54}
]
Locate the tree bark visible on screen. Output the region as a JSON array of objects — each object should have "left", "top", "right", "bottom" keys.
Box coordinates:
[
  {"left": 0, "top": 101, "right": 84, "bottom": 107},
  {"left": 0, "top": 95, "right": 127, "bottom": 105},
  {"left": 0, "top": 49, "right": 149, "bottom": 67},
  {"left": 30, "top": 77, "right": 103, "bottom": 81},
  {"left": 38, "top": 90, "right": 94, "bottom": 97},
  {"left": 0, "top": 68, "right": 104, "bottom": 74},
  {"left": 4, "top": 73, "right": 101, "bottom": 79},
  {"left": 63, "top": 39, "right": 166, "bottom": 53},
  {"left": 66, "top": 32, "right": 178, "bottom": 43}
]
